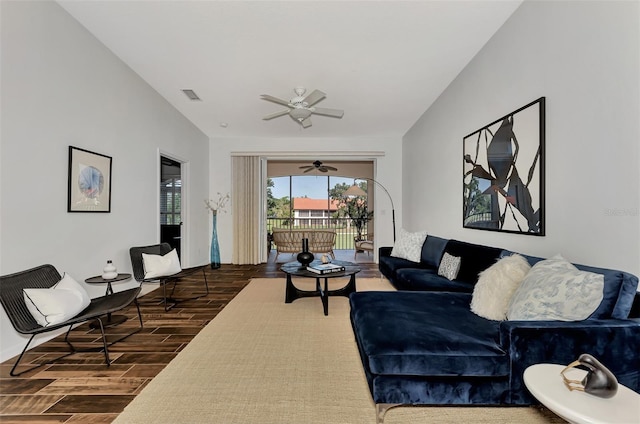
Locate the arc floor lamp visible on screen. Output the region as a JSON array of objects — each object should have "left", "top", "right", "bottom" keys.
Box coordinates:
[{"left": 344, "top": 177, "right": 396, "bottom": 242}]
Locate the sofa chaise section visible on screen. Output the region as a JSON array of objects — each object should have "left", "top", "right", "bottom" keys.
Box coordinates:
[
  {"left": 351, "top": 236, "right": 640, "bottom": 421},
  {"left": 351, "top": 288, "right": 640, "bottom": 406}
]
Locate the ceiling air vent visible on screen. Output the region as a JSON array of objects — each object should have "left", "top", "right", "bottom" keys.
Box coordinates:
[{"left": 182, "top": 89, "right": 201, "bottom": 101}]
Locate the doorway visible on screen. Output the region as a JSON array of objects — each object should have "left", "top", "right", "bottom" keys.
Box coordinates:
[
  {"left": 265, "top": 160, "right": 375, "bottom": 263},
  {"left": 160, "top": 156, "right": 182, "bottom": 258}
]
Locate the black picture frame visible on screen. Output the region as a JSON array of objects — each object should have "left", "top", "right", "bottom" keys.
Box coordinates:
[
  {"left": 463, "top": 97, "right": 545, "bottom": 235},
  {"left": 67, "top": 146, "right": 112, "bottom": 213}
]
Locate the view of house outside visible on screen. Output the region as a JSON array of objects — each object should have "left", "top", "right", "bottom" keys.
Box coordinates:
[{"left": 268, "top": 176, "right": 372, "bottom": 250}]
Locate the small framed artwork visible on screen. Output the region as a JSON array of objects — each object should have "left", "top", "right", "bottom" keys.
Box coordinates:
[
  {"left": 463, "top": 97, "right": 545, "bottom": 235},
  {"left": 67, "top": 146, "right": 112, "bottom": 212}
]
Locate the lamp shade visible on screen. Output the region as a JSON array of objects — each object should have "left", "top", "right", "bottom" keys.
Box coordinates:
[{"left": 344, "top": 184, "right": 367, "bottom": 197}]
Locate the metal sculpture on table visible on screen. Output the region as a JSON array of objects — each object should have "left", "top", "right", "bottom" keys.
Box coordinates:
[{"left": 561, "top": 353, "right": 618, "bottom": 398}]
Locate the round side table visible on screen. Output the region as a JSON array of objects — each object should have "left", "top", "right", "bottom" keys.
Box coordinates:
[
  {"left": 524, "top": 363, "right": 640, "bottom": 424},
  {"left": 85, "top": 273, "right": 132, "bottom": 327}
]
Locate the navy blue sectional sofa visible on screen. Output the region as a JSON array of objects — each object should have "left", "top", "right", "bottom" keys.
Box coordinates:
[{"left": 349, "top": 235, "right": 640, "bottom": 420}]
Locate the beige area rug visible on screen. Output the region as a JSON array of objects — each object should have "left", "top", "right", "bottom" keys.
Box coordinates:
[{"left": 114, "top": 277, "right": 562, "bottom": 424}]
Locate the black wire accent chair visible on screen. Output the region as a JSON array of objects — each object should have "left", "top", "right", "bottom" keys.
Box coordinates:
[
  {"left": 0, "top": 264, "right": 143, "bottom": 376},
  {"left": 129, "top": 243, "right": 209, "bottom": 312}
]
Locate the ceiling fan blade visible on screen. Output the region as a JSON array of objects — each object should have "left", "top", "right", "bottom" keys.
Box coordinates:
[
  {"left": 303, "top": 167, "right": 315, "bottom": 173},
  {"left": 302, "top": 90, "right": 326, "bottom": 107},
  {"left": 324, "top": 166, "right": 338, "bottom": 171},
  {"left": 263, "top": 109, "right": 291, "bottom": 120},
  {"left": 312, "top": 107, "right": 344, "bottom": 118},
  {"left": 301, "top": 117, "right": 312, "bottom": 128},
  {"left": 260, "top": 94, "right": 291, "bottom": 106},
  {"left": 299, "top": 165, "right": 313, "bottom": 169},
  {"left": 319, "top": 167, "right": 328, "bottom": 172}
]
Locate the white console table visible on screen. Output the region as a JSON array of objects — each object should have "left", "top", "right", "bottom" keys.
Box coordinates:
[{"left": 524, "top": 363, "right": 640, "bottom": 424}]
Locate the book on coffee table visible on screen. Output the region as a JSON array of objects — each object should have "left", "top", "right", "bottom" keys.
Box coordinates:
[{"left": 306, "top": 263, "right": 346, "bottom": 275}]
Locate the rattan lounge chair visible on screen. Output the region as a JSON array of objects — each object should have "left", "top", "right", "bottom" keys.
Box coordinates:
[
  {"left": 129, "top": 243, "right": 209, "bottom": 312},
  {"left": 354, "top": 232, "right": 374, "bottom": 260},
  {"left": 0, "top": 264, "right": 143, "bottom": 376}
]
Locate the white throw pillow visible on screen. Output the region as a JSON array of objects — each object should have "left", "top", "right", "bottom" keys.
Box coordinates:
[
  {"left": 23, "top": 273, "right": 91, "bottom": 327},
  {"left": 142, "top": 249, "right": 182, "bottom": 279},
  {"left": 507, "top": 255, "right": 604, "bottom": 321},
  {"left": 470, "top": 254, "right": 531, "bottom": 321},
  {"left": 437, "top": 252, "right": 461, "bottom": 280},
  {"left": 390, "top": 228, "right": 428, "bottom": 263}
]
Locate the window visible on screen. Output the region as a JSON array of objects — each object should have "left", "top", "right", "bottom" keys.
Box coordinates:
[{"left": 161, "top": 177, "right": 181, "bottom": 225}]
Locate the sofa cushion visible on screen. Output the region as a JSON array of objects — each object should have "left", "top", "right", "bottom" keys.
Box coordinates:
[
  {"left": 575, "top": 264, "right": 639, "bottom": 319},
  {"left": 395, "top": 268, "right": 475, "bottom": 292},
  {"left": 507, "top": 255, "right": 604, "bottom": 321},
  {"left": 379, "top": 255, "right": 422, "bottom": 276},
  {"left": 420, "top": 235, "right": 448, "bottom": 267},
  {"left": 443, "top": 240, "right": 503, "bottom": 284},
  {"left": 349, "top": 291, "right": 508, "bottom": 377}
]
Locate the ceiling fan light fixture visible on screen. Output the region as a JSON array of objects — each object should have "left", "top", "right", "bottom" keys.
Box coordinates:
[
  {"left": 290, "top": 108, "right": 312, "bottom": 121},
  {"left": 261, "top": 87, "right": 343, "bottom": 128}
]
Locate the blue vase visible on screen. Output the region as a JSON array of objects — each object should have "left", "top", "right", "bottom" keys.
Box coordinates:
[{"left": 210, "top": 213, "right": 220, "bottom": 269}]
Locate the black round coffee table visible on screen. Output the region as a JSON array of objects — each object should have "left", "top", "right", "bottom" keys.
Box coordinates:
[{"left": 280, "top": 260, "right": 361, "bottom": 316}]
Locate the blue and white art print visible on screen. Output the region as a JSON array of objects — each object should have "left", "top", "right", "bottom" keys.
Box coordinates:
[
  {"left": 463, "top": 98, "right": 545, "bottom": 236},
  {"left": 68, "top": 146, "right": 112, "bottom": 212}
]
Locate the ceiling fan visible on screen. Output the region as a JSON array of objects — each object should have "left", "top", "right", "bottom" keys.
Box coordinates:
[
  {"left": 299, "top": 160, "right": 338, "bottom": 173},
  {"left": 261, "top": 87, "right": 344, "bottom": 128}
]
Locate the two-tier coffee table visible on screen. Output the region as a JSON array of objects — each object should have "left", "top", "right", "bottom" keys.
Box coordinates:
[{"left": 280, "top": 260, "right": 361, "bottom": 316}]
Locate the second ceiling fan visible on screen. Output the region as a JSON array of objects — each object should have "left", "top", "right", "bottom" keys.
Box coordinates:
[
  {"left": 261, "top": 87, "right": 344, "bottom": 128},
  {"left": 299, "top": 160, "right": 338, "bottom": 173}
]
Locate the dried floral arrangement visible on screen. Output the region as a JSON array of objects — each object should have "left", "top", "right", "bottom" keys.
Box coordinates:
[{"left": 205, "top": 192, "right": 230, "bottom": 215}]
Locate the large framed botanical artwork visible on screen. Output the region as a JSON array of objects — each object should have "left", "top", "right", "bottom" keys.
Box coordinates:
[
  {"left": 463, "top": 97, "right": 545, "bottom": 235},
  {"left": 67, "top": 146, "right": 112, "bottom": 212}
]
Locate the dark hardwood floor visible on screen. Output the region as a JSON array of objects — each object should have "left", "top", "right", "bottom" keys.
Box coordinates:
[{"left": 0, "top": 252, "right": 379, "bottom": 423}]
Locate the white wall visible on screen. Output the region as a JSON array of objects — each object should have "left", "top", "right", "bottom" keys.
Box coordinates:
[
  {"left": 403, "top": 0, "right": 639, "bottom": 276},
  {"left": 209, "top": 136, "right": 403, "bottom": 263},
  {"left": 0, "top": 1, "right": 209, "bottom": 361}
]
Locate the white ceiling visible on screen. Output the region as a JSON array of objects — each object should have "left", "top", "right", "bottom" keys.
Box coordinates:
[{"left": 57, "top": 0, "right": 522, "bottom": 139}]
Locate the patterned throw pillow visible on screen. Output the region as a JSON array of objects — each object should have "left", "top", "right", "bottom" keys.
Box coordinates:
[
  {"left": 507, "top": 255, "right": 604, "bottom": 321},
  {"left": 438, "top": 252, "right": 461, "bottom": 281},
  {"left": 390, "top": 228, "right": 428, "bottom": 263}
]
